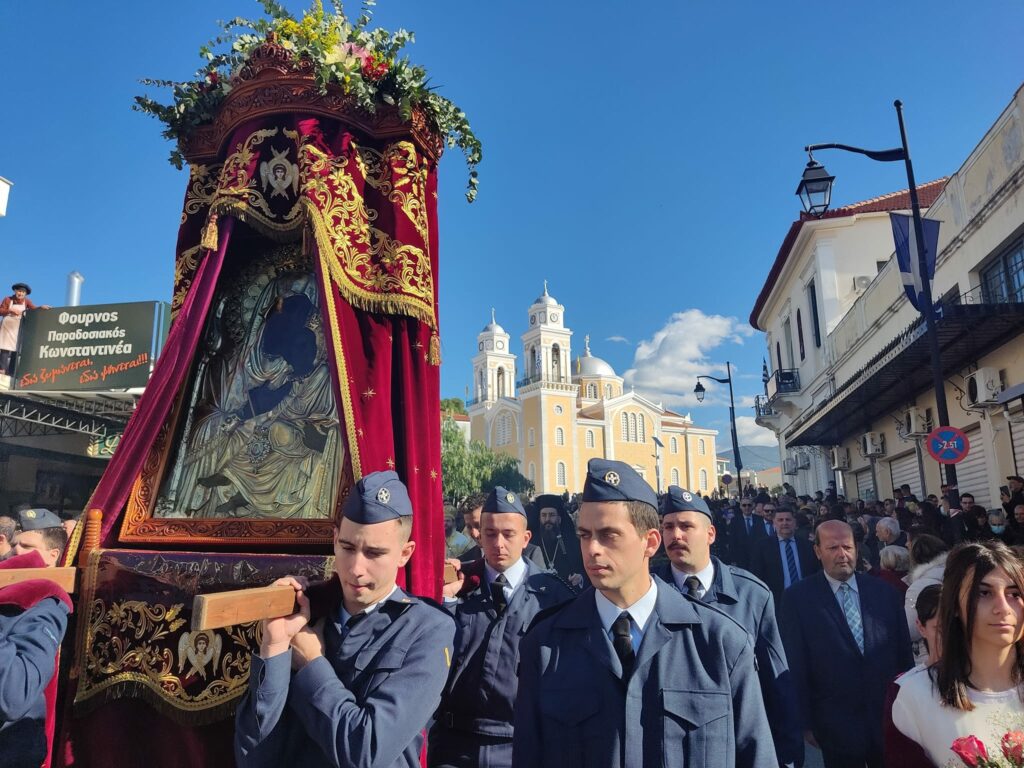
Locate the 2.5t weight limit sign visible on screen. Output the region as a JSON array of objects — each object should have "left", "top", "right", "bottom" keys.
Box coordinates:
[{"left": 926, "top": 426, "right": 970, "bottom": 465}]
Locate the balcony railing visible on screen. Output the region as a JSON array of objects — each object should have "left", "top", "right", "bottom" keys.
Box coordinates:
[
  {"left": 765, "top": 369, "right": 801, "bottom": 401},
  {"left": 753, "top": 395, "right": 778, "bottom": 418},
  {"left": 465, "top": 395, "right": 481, "bottom": 407},
  {"left": 516, "top": 373, "right": 542, "bottom": 388}
]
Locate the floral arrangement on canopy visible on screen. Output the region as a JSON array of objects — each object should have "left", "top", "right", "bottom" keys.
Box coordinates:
[{"left": 134, "top": 0, "right": 481, "bottom": 201}]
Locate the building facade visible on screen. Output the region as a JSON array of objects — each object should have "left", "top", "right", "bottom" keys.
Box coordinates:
[
  {"left": 752, "top": 83, "right": 1024, "bottom": 507},
  {"left": 467, "top": 285, "right": 718, "bottom": 495}
]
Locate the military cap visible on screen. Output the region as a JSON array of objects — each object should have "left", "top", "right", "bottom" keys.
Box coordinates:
[
  {"left": 10, "top": 283, "right": 30, "bottom": 294},
  {"left": 18, "top": 507, "right": 62, "bottom": 532},
  {"left": 483, "top": 486, "right": 526, "bottom": 517},
  {"left": 659, "top": 485, "right": 712, "bottom": 521},
  {"left": 341, "top": 470, "right": 413, "bottom": 524},
  {"left": 582, "top": 458, "right": 658, "bottom": 509}
]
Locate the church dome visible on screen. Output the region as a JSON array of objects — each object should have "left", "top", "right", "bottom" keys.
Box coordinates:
[
  {"left": 481, "top": 308, "right": 505, "bottom": 335},
  {"left": 575, "top": 336, "right": 616, "bottom": 377},
  {"left": 532, "top": 280, "right": 557, "bottom": 306}
]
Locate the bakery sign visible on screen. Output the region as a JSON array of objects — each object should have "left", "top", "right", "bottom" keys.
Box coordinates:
[{"left": 15, "top": 301, "right": 170, "bottom": 391}]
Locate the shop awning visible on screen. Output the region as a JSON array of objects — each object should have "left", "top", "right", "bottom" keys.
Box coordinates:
[{"left": 785, "top": 302, "right": 1024, "bottom": 446}]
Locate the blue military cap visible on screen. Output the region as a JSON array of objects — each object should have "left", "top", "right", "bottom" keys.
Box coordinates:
[
  {"left": 18, "top": 507, "right": 63, "bottom": 531},
  {"left": 659, "top": 485, "right": 712, "bottom": 521},
  {"left": 483, "top": 486, "right": 526, "bottom": 517},
  {"left": 341, "top": 470, "right": 413, "bottom": 524},
  {"left": 582, "top": 459, "right": 658, "bottom": 509}
]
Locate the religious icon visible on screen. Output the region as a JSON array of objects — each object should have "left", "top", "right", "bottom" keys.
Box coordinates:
[
  {"left": 177, "top": 630, "right": 222, "bottom": 681},
  {"left": 153, "top": 244, "right": 344, "bottom": 520},
  {"left": 259, "top": 147, "right": 300, "bottom": 199}
]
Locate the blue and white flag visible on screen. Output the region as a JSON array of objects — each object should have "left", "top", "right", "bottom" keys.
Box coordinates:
[{"left": 890, "top": 212, "right": 940, "bottom": 313}]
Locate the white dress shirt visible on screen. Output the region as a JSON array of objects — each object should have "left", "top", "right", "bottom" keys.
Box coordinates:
[
  {"left": 340, "top": 583, "right": 399, "bottom": 625},
  {"left": 669, "top": 560, "right": 715, "bottom": 598},
  {"left": 594, "top": 578, "right": 658, "bottom": 652}
]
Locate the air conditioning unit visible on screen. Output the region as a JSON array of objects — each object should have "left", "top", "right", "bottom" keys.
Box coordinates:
[
  {"left": 903, "top": 407, "right": 932, "bottom": 437},
  {"left": 852, "top": 275, "right": 872, "bottom": 293},
  {"left": 783, "top": 458, "right": 798, "bottom": 476},
  {"left": 861, "top": 431, "right": 885, "bottom": 457},
  {"left": 965, "top": 367, "right": 1003, "bottom": 406},
  {"left": 830, "top": 447, "right": 850, "bottom": 470},
  {"left": 796, "top": 452, "right": 811, "bottom": 469}
]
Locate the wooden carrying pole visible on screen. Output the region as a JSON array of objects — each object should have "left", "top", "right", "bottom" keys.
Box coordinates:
[
  {"left": 0, "top": 567, "right": 77, "bottom": 593},
  {"left": 191, "top": 562, "right": 461, "bottom": 631}
]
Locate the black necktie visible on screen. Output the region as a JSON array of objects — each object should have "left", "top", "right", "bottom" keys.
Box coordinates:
[
  {"left": 611, "top": 612, "right": 635, "bottom": 677},
  {"left": 684, "top": 576, "right": 703, "bottom": 600},
  {"left": 341, "top": 611, "right": 366, "bottom": 638},
  {"left": 490, "top": 573, "right": 508, "bottom": 615}
]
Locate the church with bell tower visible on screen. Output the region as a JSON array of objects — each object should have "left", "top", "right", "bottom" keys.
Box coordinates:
[{"left": 467, "top": 284, "right": 719, "bottom": 496}]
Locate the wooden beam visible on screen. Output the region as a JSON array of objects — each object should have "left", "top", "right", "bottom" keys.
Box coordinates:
[
  {"left": 0, "top": 566, "right": 76, "bottom": 593},
  {"left": 192, "top": 585, "right": 298, "bottom": 631}
]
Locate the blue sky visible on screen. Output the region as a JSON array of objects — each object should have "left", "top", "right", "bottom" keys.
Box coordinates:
[{"left": 2, "top": 1, "right": 1022, "bottom": 450}]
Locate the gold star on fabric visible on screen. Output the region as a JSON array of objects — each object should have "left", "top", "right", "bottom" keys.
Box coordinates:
[
  {"left": 357, "top": 428, "right": 365, "bottom": 438},
  {"left": 414, "top": 466, "right": 420, "bottom": 473},
  {"left": 430, "top": 469, "right": 438, "bottom": 480},
  {"left": 362, "top": 388, "right": 376, "bottom": 400},
  {"left": 412, "top": 341, "right": 423, "bottom": 350},
  {"left": 386, "top": 457, "right": 396, "bottom": 468}
]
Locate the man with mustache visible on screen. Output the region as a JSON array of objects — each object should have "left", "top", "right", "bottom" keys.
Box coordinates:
[
  {"left": 513, "top": 460, "right": 774, "bottom": 768},
  {"left": 653, "top": 486, "right": 803, "bottom": 767}
]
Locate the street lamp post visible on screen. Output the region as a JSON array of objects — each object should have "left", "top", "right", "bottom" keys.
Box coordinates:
[
  {"left": 796, "top": 100, "right": 956, "bottom": 491},
  {"left": 652, "top": 436, "right": 664, "bottom": 494},
  {"left": 695, "top": 361, "right": 743, "bottom": 500}
]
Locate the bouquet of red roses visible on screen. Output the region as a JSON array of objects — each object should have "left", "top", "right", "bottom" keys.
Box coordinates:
[{"left": 952, "top": 732, "right": 1024, "bottom": 767}]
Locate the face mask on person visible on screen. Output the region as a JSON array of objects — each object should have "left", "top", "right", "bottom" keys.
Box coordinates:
[{"left": 991, "top": 525, "right": 1006, "bottom": 535}]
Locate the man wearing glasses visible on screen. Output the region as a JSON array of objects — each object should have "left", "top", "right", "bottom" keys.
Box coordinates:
[{"left": 726, "top": 498, "right": 769, "bottom": 568}]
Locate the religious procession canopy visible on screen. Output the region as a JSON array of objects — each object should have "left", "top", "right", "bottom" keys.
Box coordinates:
[{"left": 55, "top": 4, "right": 478, "bottom": 765}]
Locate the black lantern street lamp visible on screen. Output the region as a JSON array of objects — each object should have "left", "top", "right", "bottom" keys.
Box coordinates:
[
  {"left": 694, "top": 361, "right": 743, "bottom": 500},
  {"left": 797, "top": 99, "right": 957, "bottom": 491},
  {"left": 795, "top": 158, "right": 835, "bottom": 217}
]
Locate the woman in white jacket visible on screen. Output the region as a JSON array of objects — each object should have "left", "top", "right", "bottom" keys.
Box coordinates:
[{"left": 903, "top": 533, "right": 949, "bottom": 664}]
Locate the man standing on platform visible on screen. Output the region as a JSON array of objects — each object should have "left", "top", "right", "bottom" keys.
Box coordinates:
[
  {"left": 653, "top": 486, "right": 803, "bottom": 768},
  {"left": 12, "top": 508, "right": 68, "bottom": 568},
  {"left": 513, "top": 459, "right": 774, "bottom": 768},
  {"left": 780, "top": 520, "right": 912, "bottom": 768},
  {"left": 235, "top": 470, "right": 456, "bottom": 768},
  {"left": 431, "top": 486, "right": 575, "bottom": 768}
]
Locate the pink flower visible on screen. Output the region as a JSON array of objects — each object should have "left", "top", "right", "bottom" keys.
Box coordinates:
[
  {"left": 952, "top": 735, "right": 989, "bottom": 767},
  {"left": 341, "top": 42, "right": 371, "bottom": 65},
  {"left": 1002, "top": 731, "right": 1024, "bottom": 766}
]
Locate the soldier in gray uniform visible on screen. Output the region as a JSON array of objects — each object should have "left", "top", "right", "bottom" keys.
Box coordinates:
[
  {"left": 234, "top": 470, "right": 456, "bottom": 768},
  {"left": 653, "top": 485, "right": 803, "bottom": 768},
  {"left": 513, "top": 459, "right": 775, "bottom": 768},
  {"left": 431, "top": 486, "right": 575, "bottom": 768}
]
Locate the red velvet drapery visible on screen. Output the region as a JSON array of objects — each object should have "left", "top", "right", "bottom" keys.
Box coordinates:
[{"left": 58, "top": 111, "right": 445, "bottom": 766}]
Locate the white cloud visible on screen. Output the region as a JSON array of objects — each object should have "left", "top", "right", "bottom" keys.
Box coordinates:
[
  {"left": 735, "top": 416, "right": 780, "bottom": 447},
  {"left": 622, "top": 309, "right": 754, "bottom": 409},
  {"left": 605, "top": 335, "right": 630, "bottom": 344}
]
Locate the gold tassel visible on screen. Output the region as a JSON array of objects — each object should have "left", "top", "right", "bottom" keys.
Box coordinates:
[
  {"left": 429, "top": 331, "right": 441, "bottom": 366},
  {"left": 200, "top": 212, "right": 219, "bottom": 251}
]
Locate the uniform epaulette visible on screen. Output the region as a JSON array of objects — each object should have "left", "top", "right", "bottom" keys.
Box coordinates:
[
  {"left": 523, "top": 594, "right": 577, "bottom": 635},
  {"left": 413, "top": 595, "right": 458, "bottom": 621},
  {"left": 530, "top": 569, "right": 580, "bottom": 596},
  {"left": 727, "top": 566, "right": 771, "bottom": 593},
  {"left": 685, "top": 594, "right": 752, "bottom": 637}
]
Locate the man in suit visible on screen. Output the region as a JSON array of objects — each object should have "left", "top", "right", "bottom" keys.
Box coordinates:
[
  {"left": 779, "top": 520, "right": 913, "bottom": 768},
  {"left": 235, "top": 471, "right": 456, "bottom": 768},
  {"left": 513, "top": 459, "right": 775, "bottom": 768},
  {"left": 750, "top": 506, "right": 819, "bottom": 605},
  {"left": 431, "top": 487, "right": 575, "bottom": 768},
  {"left": 726, "top": 498, "right": 768, "bottom": 568},
  {"left": 653, "top": 486, "right": 803, "bottom": 768}
]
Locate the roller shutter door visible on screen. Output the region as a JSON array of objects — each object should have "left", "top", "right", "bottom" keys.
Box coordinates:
[
  {"left": 889, "top": 451, "right": 923, "bottom": 500},
  {"left": 855, "top": 469, "right": 875, "bottom": 501},
  {"left": 1012, "top": 419, "right": 1024, "bottom": 475},
  {"left": 955, "top": 427, "right": 991, "bottom": 509}
]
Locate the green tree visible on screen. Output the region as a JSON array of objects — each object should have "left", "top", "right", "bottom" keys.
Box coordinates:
[
  {"left": 440, "top": 416, "right": 533, "bottom": 504},
  {"left": 440, "top": 397, "right": 467, "bottom": 415}
]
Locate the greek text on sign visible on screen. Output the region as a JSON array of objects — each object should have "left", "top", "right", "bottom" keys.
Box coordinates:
[{"left": 925, "top": 426, "right": 971, "bottom": 465}]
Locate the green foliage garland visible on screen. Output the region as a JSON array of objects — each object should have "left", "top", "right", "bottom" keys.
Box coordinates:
[{"left": 133, "top": 0, "right": 481, "bottom": 202}]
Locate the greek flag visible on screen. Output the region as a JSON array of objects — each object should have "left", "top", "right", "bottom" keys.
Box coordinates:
[{"left": 889, "top": 212, "right": 940, "bottom": 313}]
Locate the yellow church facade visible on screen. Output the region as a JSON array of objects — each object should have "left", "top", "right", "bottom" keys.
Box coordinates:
[{"left": 467, "top": 285, "right": 718, "bottom": 495}]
